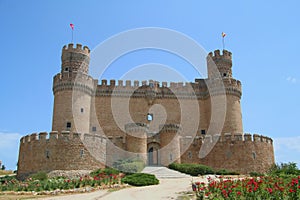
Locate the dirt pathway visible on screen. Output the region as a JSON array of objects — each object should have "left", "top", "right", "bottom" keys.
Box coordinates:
[{"left": 40, "top": 177, "right": 205, "bottom": 200}]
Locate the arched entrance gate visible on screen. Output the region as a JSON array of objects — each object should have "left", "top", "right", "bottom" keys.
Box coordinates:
[{"left": 147, "top": 142, "right": 160, "bottom": 166}]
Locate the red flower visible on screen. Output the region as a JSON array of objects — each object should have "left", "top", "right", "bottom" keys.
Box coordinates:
[
  {"left": 267, "top": 188, "right": 273, "bottom": 194},
  {"left": 237, "top": 191, "right": 241, "bottom": 195},
  {"left": 195, "top": 182, "right": 201, "bottom": 185},
  {"left": 289, "top": 189, "right": 295, "bottom": 193}
]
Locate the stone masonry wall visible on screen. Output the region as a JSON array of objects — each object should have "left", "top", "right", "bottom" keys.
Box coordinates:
[
  {"left": 180, "top": 134, "right": 274, "bottom": 174},
  {"left": 17, "top": 132, "right": 106, "bottom": 180}
]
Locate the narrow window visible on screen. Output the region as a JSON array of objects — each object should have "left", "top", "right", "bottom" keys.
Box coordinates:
[
  {"left": 170, "top": 154, "right": 173, "bottom": 161},
  {"left": 81, "top": 108, "right": 84, "bottom": 113},
  {"left": 80, "top": 149, "right": 84, "bottom": 158},
  {"left": 201, "top": 130, "right": 206, "bottom": 135},
  {"left": 147, "top": 113, "right": 153, "bottom": 121},
  {"left": 92, "top": 126, "right": 96, "bottom": 132},
  {"left": 252, "top": 152, "right": 256, "bottom": 159},
  {"left": 46, "top": 150, "right": 50, "bottom": 159},
  {"left": 223, "top": 73, "right": 227, "bottom": 77},
  {"left": 64, "top": 67, "right": 69, "bottom": 72},
  {"left": 66, "top": 122, "right": 71, "bottom": 129},
  {"left": 188, "top": 151, "right": 192, "bottom": 159}
]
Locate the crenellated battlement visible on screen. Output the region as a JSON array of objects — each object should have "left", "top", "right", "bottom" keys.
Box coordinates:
[
  {"left": 181, "top": 133, "right": 273, "bottom": 144},
  {"left": 62, "top": 43, "right": 90, "bottom": 55},
  {"left": 159, "top": 124, "right": 182, "bottom": 132},
  {"left": 94, "top": 78, "right": 242, "bottom": 99},
  {"left": 208, "top": 49, "right": 232, "bottom": 60},
  {"left": 124, "top": 123, "right": 149, "bottom": 133},
  {"left": 20, "top": 131, "right": 106, "bottom": 144}
]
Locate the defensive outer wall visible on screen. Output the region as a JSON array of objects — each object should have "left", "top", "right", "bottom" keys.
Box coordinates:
[{"left": 17, "top": 43, "right": 275, "bottom": 179}]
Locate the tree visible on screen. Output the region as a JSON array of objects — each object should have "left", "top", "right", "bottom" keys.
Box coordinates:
[{"left": 1, "top": 165, "right": 5, "bottom": 170}]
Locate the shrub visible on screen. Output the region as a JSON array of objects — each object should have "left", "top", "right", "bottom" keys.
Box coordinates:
[
  {"left": 268, "top": 162, "right": 300, "bottom": 176},
  {"left": 169, "top": 163, "right": 214, "bottom": 176},
  {"left": 122, "top": 173, "right": 159, "bottom": 186},
  {"left": 29, "top": 171, "right": 48, "bottom": 181},
  {"left": 90, "top": 167, "right": 120, "bottom": 177},
  {"left": 113, "top": 158, "right": 145, "bottom": 173},
  {"left": 249, "top": 171, "right": 265, "bottom": 177},
  {"left": 215, "top": 169, "right": 240, "bottom": 175}
]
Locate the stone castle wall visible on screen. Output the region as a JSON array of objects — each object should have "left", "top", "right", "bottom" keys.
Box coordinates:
[
  {"left": 180, "top": 133, "right": 274, "bottom": 173},
  {"left": 17, "top": 131, "right": 106, "bottom": 180}
]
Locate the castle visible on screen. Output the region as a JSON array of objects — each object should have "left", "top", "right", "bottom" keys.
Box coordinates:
[{"left": 17, "top": 43, "right": 275, "bottom": 179}]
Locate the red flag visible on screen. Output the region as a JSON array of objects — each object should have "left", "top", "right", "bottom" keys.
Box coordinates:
[
  {"left": 70, "top": 23, "right": 74, "bottom": 30},
  {"left": 222, "top": 32, "right": 226, "bottom": 37}
]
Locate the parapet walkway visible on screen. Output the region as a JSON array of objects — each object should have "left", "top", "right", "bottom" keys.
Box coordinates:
[{"left": 141, "top": 166, "right": 192, "bottom": 179}]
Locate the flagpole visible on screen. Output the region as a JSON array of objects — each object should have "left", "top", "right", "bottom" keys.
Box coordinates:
[
  {"left": 221, "top": 32, "right": 226, "bottom": 50},
  {"left": 70, "top": 24, "right": 74, "bottom": 43}
]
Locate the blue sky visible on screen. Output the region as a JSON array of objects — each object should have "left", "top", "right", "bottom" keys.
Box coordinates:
[{"left": 0, "top": 0, "right": 299, "bottom": 170}]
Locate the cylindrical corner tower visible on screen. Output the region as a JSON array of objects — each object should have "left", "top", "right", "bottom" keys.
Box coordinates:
[
  {"left": 206, "top": 50, "right": 243, "bottom": 134},
  {"left": 124, "top": 123, "right": 148, "bottom": 163},
  {"left": 52, "top": 43, "right": 94, "bottom": 133},
  {"left": 207, "top": 49, "right": 232, "bottom": 79},
  {"left": 159, "top": 124, "right": 181, "bottom": 166}
]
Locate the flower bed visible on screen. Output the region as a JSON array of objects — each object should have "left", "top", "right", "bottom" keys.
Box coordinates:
[
  {"left": 192, "top": 175, "right": 300, "bottom": 199},
  {"left": 0, "top": 168, "right": 124, "bottom": 193}
]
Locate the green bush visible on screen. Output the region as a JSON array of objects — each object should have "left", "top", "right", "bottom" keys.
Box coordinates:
[
  {"left": 169, "top": 163, "right": 214, "bottom": 176},
  {"left": 90, "top": 167, "right": 120, "bottom": 177},
  {"left": 268, "top": 162, "right": 300, "bottom": 176},
  {"left": 29, "top": 171, "right": 48, "bottom": 181},
  {"left": 113, "top": 158, "right": 145, "bottom": 173},
  {"left": 122, "top": 173, "right": 159, "bottom": 186},
  {"left": 249, "top": 171, "right": 265, "bottom": 177},
  {"left": 215, "top": 169, "right": 240, "bottom": 175}
]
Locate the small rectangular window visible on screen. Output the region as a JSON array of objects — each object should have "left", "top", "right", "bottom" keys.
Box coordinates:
[
  {"left": 201, "top": 130, "right": 206, "bottom": 135},
  {"left": 92, "top": 126, "right": 96, "bottom": 132},
  {"left": 66, "top": 122, "right": 71, "bottom": 129},
  {"left": 81, "top": 108, "right": 84, "bottom": 113},
  {"left": 80, "top": 149, "right": 84, "bottom": 158},
  {"left": 169, "top": 154, "right": 173, "bottom": 161},
  {"left": 45, "top": 150, "right": 50, "bottom": 159}
]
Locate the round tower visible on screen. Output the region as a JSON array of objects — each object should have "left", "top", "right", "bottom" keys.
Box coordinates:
[
  {"left": 207, "top": 49, "right": 232, "bottom": 79},
  {"left": 206, "top": 50, "right": 243, "bottom": 134},
  {"left": 52, "top": 44, "right": 94, "bottom": 133},
  {"left": 159, "top": 124, "right": 181, "bottom": 166},
  {"left": 124, "top": 123, "right": 148, "bottom": 164}
]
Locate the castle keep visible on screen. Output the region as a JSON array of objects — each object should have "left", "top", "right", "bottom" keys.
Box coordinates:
[{"left": 17, "top": 43, "right": 275, "bottom": 179}]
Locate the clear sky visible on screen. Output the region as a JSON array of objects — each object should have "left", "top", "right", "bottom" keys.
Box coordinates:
[{"left": 0, "top": 0, "right": 299, "bottom": 170}]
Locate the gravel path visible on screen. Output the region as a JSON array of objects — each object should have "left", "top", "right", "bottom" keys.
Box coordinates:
[{"left": 39, "top": 177, "right": 207, "bottom": 200}]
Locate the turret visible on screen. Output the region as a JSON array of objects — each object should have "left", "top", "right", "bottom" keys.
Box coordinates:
[
  {"left": 52, "top": 44, "right": 94, "bottom": 133},
  {"left": 61, "top": 43, "right": 90, "bottom": 75},
  {"left": 207, "top": 49, "right": 232, "bottom": 79},
  {"left": 124, "top": 123, "right": 148, "bottom": 164},
  {"left": 159, "top": 124, "right": 181, "bottom": 166},
  {"left": 206, "top": 50, "right": 243, "bottom": 134}
]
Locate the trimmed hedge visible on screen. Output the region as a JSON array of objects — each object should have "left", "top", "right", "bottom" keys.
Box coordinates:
[
  {"left": 169, "top": 163, "right": 239, "bottom": 176},
  {"left": 169, "top": 163, "right": 214, "bottom": 176},
  {"left": 122, "top": 173, "right": 159, "bottom": 186},
  {"left": 215, "top": 169, "right": 240, "bottom": 175}
]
